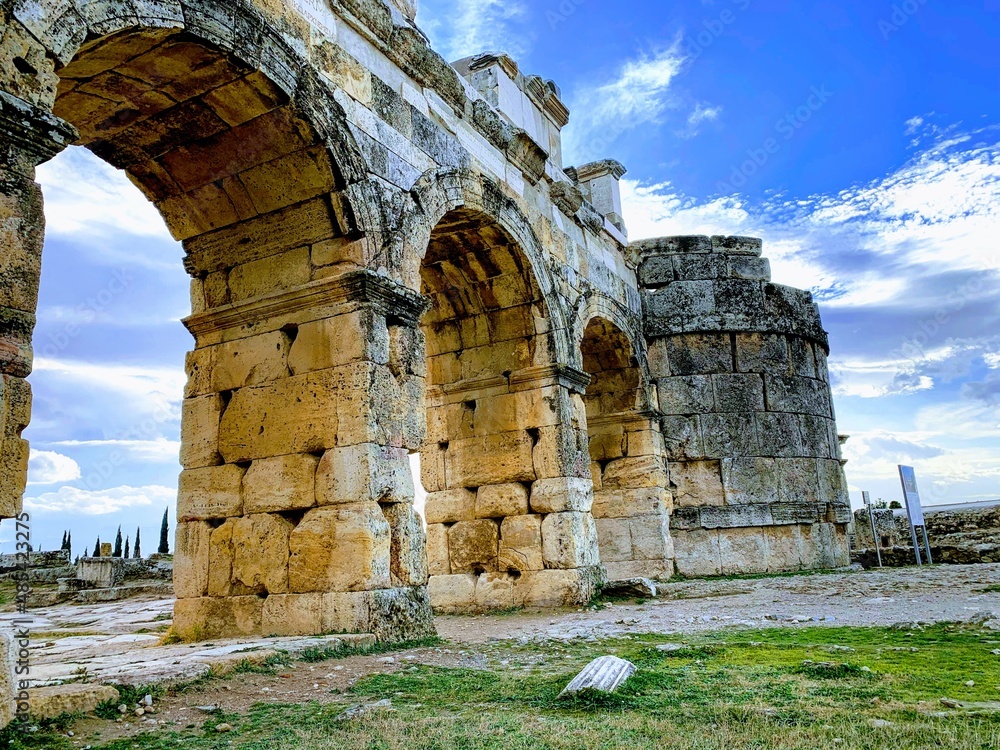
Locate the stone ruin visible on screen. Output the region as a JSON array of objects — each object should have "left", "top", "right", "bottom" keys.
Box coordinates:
[{"left": 0, "top": 0, "right": 852, "bottom": 647}]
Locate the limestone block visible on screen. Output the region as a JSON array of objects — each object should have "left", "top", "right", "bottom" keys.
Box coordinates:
[
  {"left": 800, "top": 522, "right": 845, "bottom": 569},
  {"left": 763, "top": 374, "right": 832, "bottom": 417},
  {"left": 595, "top": 517, "right": 632, "bottom": 563},
  {"left": 776, "top": 458, "right": 821, "bottom": 504},
  {"left": 261, "top": 591, "right": 380, "bottom": 637},
  {"left": 605, "top": 559, "right": 672, "bottom": 582},
  {"left": 179, "top": 394, "right": 222, "bottom": 469},
  {"left": 662, "top": 333, "right": 733, "bottom": 376},
  {"left": 316, "top": 443, "right": 412, "bottom": 505},
  {"left": 475, "top": 572, "right": 516, "bottom": 610},
  {"left": 798, "top": 414, "right": 834, "bottom": 458},
  {"left": 672, "top": 528, "right": 721, "bottom": 577},
  {"left": 476, "top": 483, "right": 530, "bottom": 519},
  {"left": 518, "top": 568, "right": 599, "bottom": 607},
  {"left": 172, "top": 595, "right": 265, "bottom": 640},
  {"left": 672, "top": 254, "right": 729, "bottom": 281},
  {"left": 173, "top": 520, "right": 212, "bottom": 599},
  {"left": 656, "top": 375, "right": 715, "bottom": 416},
  {"left": 228, "top": 246, "right": 311, "bottom": 302},
  {"left": 207, "top": 520, "right": 241, "bottom": 597},
  {"left": 721, "top": 457, "right": 779, "bottom": 505},
  {"left": 601, "top": 455, "right": 668, "bottom": 490},
  {"left": 388, "top": 322, "right": 426, "bottom": 378},
  {"left": 177, "top": 464, "right": 244, "bottom": 520},
  {"left": 428, "top": 573, "right": 477, "bottom": 614},
  {"left": 625, "top": 429, "right": 666, "bottom": 459},
  {"left": 231, "top": 513, "right": 293, "bottom": 594},
  {"left": 447, "top": 519, "right": 499, "bottom": 573},
  {"left": 184, "top": 347, "right": 214, "bottom": 397},
  {"left": 711, "top": 373, "right": 765, "bottom": 413},
  {"left": 498, "top": 514, "right": 543, "bottom": 572},
  {"left": 288, "top": 504, "right": 391, "bottom": 593},
  {"left": 210, "top": 331, "right": 292, "bottom": 392},
  {"left": 728, "top": 255, "right": 771, "bottom": 281},
  {"left": 288, "top": 310, "right": 390, "bottom": 374},
  {"left": 587, "top": 423, "right": 626, "bottom": 461},
  {"left": 592, "top": 487, "right": 668, "bottom": 519},
  {"left": 541, "top": 511, "right": 599, "bottom": 569},
  {"left": 530, "top": 477, "right": 593, "bottom": 514},
  {"left": 0, "top": 437, "right": 28, "bottom": 518},
  {"left": 700, "top": 413, "right": 758, "bottom": 457},
  {"left": 718, "top": 527, "right": 768, "bottom": 575},
  {"left": 218, "top": 371, "right": 338, "bottom": 462},
  {"left": 424, "top": 488, "right": 476, "bottom": 524},
  {"left": 661, "top": 415, "right": 703, "bottom": 461},
  {"left": 642, "top": 281, "right": 716, "bottom": 338},
  {"left": 669, "top": 460, "right": 724, "bottom": 508},
  {"left": 243, "top": 453, "right": 319, "bottom": 513},
  {"left": 817, "top": 458, "right": 850, "bottom": 506},
  {"left": 701, "top": 503, "right": 774, "bottom": 529},
  {"left": 765, "top": 524, "right": 803, "bottom": 572},
  {"left": 756, "top": 412, "right": 805, "bottom": 458},
  {"left": 446, "top": 431, "right": 536, "bottom": 487},
  {"left": 630, "top": 514, "right": 671, "bottom": 561},
  {"left": 789, "top": 337, "right": 817, "bottom": 378},
  {"left": 590, "top": 461, "right": 603, "bottom": 490},
  {"left": 0, "top": 375, "right": 31, "bottom": 439},
  {"left": 0, "top": 630, "right": 12, "bottom": 728},
  {"left": 426, "top": 523, "right": 450, "bottom": 576},
  {"left": 735, "top": 333, "right": 788, "bottom": 374},
  {"left": 420, "top": 443, "right": 447, "bottom": 492},
  {"left": 27, "top": 684, "right": 120, "bottom": 720},
  {"left": 382, "top": 503, "right": 428, "bottom": 587},
  {"left": 532, "top": 424, "right": 589, "bottom": 480}
]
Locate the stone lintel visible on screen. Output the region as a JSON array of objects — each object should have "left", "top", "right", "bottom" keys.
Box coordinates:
[
  {"left": 509, "top": 364, "right": 591, "bottom": 394},
  {"left": 576, "top": 159, "right": 628, "bottom": 183},
  {"left": 0, "top": 91, "right": 77, "bottom": 167},
  {"left": 183, "top": 270, "right": 429, "bottom": 338},
  {"left": 670, "top": 502, "right": 851, "bottom": 531}
]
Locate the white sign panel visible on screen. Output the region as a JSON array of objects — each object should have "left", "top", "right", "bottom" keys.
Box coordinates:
[
  {"left": 898, "top": 465, "right": 925, "bottom": 526},
  {"left": 291, "top": 0, "right": 338, "bottom": 41}
]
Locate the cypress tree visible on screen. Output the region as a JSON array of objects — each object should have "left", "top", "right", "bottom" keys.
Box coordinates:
[
  {"left": 67, "top": 531, "right": 72, "bottom": 557},
  {"left": 124, "top": 537, "right": 130, "bottom": 559},
  {"left": 113, "top": 526, "right": 123, "bottom": 558},
  {"left": 158, "top": 508, "right": 170, "bottom": 554},
  {"left": 134, "top": 527, "right": 141, "bottom": 559},
  {"left": 93, "top": 537, "right": 101, "bottom": 557},
  {"left": 61, "top": 531, "right": 67, "bottom": 550}
]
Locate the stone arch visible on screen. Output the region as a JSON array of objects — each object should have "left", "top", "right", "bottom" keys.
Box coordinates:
[
  {"left": 0, "top": 0, "right": 434, "bottom": 640},
  {"left": 577, "top": 300, "right": 674, "bottom": 582},
  {"left": 416, "top": 171, "right": 600, "bottom": 613}
]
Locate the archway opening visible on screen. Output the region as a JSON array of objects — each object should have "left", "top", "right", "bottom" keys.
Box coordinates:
[
  {"left": 419, "top": 207, "right": 597, "bottom": 611},
  {"left": 581, "top": 316, "right": 674, "bottom": 581}
]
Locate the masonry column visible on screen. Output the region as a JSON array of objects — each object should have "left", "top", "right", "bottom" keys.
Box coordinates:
[
  {"left": 172, "top": 269, "right": 435, "bottom": 642},
  {"left": 0, "top": 92, "right": 75, "bottom": 519}
]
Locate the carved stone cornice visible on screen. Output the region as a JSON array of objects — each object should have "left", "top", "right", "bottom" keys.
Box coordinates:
[
  {"left": 510, "top": 364, "right": 591, "bottom": 394},
  {"left": 183, "top": 269, "right": 429, "bottom": 338},
  {"left": 0, "top": 91, "right": 77, "bottom": 166}
]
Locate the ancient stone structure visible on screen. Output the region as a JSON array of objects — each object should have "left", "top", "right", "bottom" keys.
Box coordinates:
[{"left": 0, "top": 0, "right": 851, "bottom": 650}]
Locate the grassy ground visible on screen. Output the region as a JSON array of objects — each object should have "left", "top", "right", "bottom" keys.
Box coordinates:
[{"left": 5, "top": 623, "right": 1000, "bottom": 749}]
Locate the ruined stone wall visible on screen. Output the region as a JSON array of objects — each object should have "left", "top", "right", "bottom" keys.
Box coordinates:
[
  {"left": 639, "top": 235, "right": 851, "bottom": 576},
  {"left": 854, "top": 505, "right": 1000, "bottom": 566},
  {"left": 0, "top": 0, "right": 852, "bottom": 646}
]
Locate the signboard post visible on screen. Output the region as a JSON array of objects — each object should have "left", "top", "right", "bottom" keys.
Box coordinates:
[
  {"left": 898, "top": 465, "right": 933, "bottom": 565},
  {"left": 862, "top": 491, "right": 883, "bottom": 568}
]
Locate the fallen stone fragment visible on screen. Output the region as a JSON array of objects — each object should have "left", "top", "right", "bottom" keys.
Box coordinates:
[
  {"left": 195, "top": 705, "right": 220, "bottom": 713},
  {"left": 337, "top": 699, "right": 394, "bottom": 721},
  {"left": 215, "top": 723, "right": 234, "bottom": 733},
  {"left": 869, "top": 719, "right": 893, "bottom": 728},
  {"left": 656, "top": 643, "right": 685, "bottom": 653},
  {"left": 602, "top": 578, "right": 657, "bottom": 599},
  {"left": 28, "top": 684, "right": 121, "bottom": 720},
  {"left": 966, "top": 680, "right": 976, "bottom": 687},
  {"left": 940, "top": 698, "right": 964, "bottom": 709},
  {"left": 558, "top": 656, "right": 637, "bottom": 698}
]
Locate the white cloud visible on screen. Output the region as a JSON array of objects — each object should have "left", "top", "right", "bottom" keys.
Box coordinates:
[
  {"left": 565, "top": 45, "right": 687, "bottom": 160},
  {"left": 27, "top": 451, "right": 82, "bottom": 485},
  {"left": 683, "top": 102, "right": 722, "bottom": 137},
  {"left": 36, "top": 148, "right": 169, "bottom": 241},
  {"left": 24, "top": 485, "right": 177, "bottom": 515},
  {"left": 45, "top": 439, "right": 181, "bottom": 463},
  {"left": 416, "top": 0, "right": 528, "bottom": 62}
]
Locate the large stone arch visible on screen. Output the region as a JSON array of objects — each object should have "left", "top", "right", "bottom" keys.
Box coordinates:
[
  {"left": 574, "top": 293, "right": 674, "bottom": 581},
  {"left": 0, "top": 0, "right": 434, "bottom": 640}
]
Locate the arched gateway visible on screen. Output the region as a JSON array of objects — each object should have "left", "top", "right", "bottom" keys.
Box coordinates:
[{"left": 0, "top": 0, "right": 851, "bottom": 642}]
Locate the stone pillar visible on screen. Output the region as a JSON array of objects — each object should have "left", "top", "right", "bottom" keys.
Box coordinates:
[
  {"left": 0, "top": 91, "right": 75, "bottom": 519},
  {"left": 576, "top": 160, "right": 627, "bottom": 235},
  {"left": 638, "top": 235, "right": 851, "bottom": 577},
  {"left": 172, "top": 270, "right": 435, "bottom": 642},
  {"left": 425, "top": 365, "right": 603, "bottom": 612}
]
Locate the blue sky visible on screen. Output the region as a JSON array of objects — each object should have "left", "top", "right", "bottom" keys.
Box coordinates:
[{"left": 3, "top": 0, "right": 998, "bottom": 555}]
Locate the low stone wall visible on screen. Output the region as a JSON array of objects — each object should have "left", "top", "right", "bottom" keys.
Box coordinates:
[
  {"left": 853, "top": 503, "right": 1000, "bottom": 567},
  {"left": 0, "top": 549, "right": 75, "bottom": 585}
]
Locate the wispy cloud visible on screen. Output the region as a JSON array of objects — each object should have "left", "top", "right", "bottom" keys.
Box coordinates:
[
  {"left": 28, "top": 450, "right": 82, "bottom": 485},
  {"left": 684, "top": 102, "right": 722, "bottom": 137},
  {"left": 565, "top": 44, "right": 687, "bottom": 159},
  {"left": 416, "top": 0, "right": 528, "bottom": 62},
  {"left": 24, "top": 485, "right": 176, "bottom": 515}
]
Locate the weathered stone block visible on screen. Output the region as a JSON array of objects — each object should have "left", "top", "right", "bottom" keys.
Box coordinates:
[
  {"left": 776, "top": 458, "right": 821, "bottom": 504},
  {"left": 630, "top": 514, "right": 671, "bottom": 561},
  {"left": 518, "top": 568, "right": 599, "bottom": 607},
  {"left": 712, "top": 373, "right": 765, "bottom": 413},
  {"left": 541, "top": 511, "right": 599, "bottom": 569},
  {"left": 288, "top": 310, "right": 390, "bottom": 374},
  {"left": 288, "top": 504, "right": 391, "bottom": 593},
  {"left": 0, "top": 437, "right": 28, "bottom": 518},
  {"left": 179, "top": 394, "right": 222, "bottom": 468},
  {"left": 173, "top": 520, "right": 211, "bottom": 599},
  {"left": 27, "top": 684, "right": 121, "bottom": 721},
  {"left": 428, "top": 573, "right": 477, "bottom": 614},
  {"left": 382, "top": 502, "right": 428, "bottom": 587},
  {"left": 243, "top": 453, "right": 319, "bottom": 513},
  {"left": 475, "top": 572, "right": 515, "bottom": 610},
  {"left": 595, "top": 517, "right": 632, "bottom": 563},
  {"left": 601, "top": 455, "right": 667, "bottom": 490},
  {"left": 424, "top": 488, "right": 476, "bottom": 524},
  {"left": 172, "top": 595, "right": 264, "bottom": 640},
  {"left": 530, "top": 477, "right": 593, "bottom": 514},
  {"left": 446, "top": 431, "right": 536, "bottom": 486},
  {"left": 756, "top": 412, "right": 805, "bottom": 457},
  {"left": 670, "top": 460, "right": 723, "bottom": 508},
  {"left": 735, "top": 333, "right": 788, "bottom": 374},
  {"left": 498, "top": 513, "right": 543, "bottom": 572},
  {"left": 231, "top": 513, "right": 293, "bottom": 594},
  {"left": 177, "top": 464, "right": 244, "bottom": 520},
  {"left": 426, "top": 522, "right": 450, "bottom": 576},
  {"left": 316, "top": 443, "right": 412, "bottom": 505},
  {"left": 476, "top": 482, "right": 529, "bottom": 518},
  {"left": 700, "top": 413, "right": 758, "bottom": 457},
  {"left": 765, "top": 524, "right": 804, "bottom": 571},
  {"left": 656, "top": 375, "right": 715, "bottom": 416},
  {"left": 447, "top": 519, "right": 499, "bottom": 573},
  {"left": 210, "top": 331, "right": 291, "bottom": 392},
  {"left": 532, "top": 424, "right": 590, "bottom": 480},
  {"left": 672, "top": 528, "right": 721, "bottom": 577},
  {"left": 721, "top": 457, "right": 779, "bottom": 505},
  {"left": 592, "top": 487, "right": 668, "bottom": 519},
  {"left": 662, "top": 333, "right": 732, "bottom": 376},
  {"left": 764, "top": 374, "right": 832, "bottom": 417},
  {"left": 661, "top": 415, "right": 704, "bottom": 461}
]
